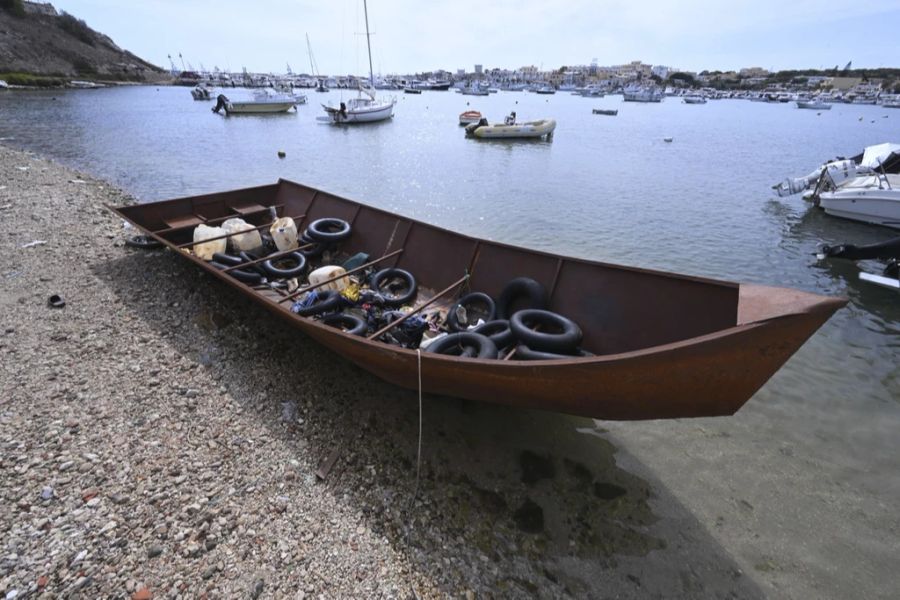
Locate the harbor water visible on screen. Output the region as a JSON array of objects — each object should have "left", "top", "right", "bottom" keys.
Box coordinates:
[{"left": 1, "top": 85, "right": 898, "bottom": 596}]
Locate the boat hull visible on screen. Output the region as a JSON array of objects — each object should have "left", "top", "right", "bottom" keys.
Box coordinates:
[
  {"left": 227, "top": 101, "right": 296, "bottom": 114},
  {"left": 819, "top": 188, "right": 900, "bottom": 229},
  {"left": 109, "top": 180, "right": 845, "bottom": 421},
  {"left": 470, "top": 119, "right": 556, "bottom": 139},
  {"left": 324, "top": 101, "right": 394, "bottom": 123}
]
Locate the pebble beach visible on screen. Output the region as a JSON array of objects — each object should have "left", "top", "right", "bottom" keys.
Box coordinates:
[{"left": 1, "top": 143, "right": 897, "bottom": 599}]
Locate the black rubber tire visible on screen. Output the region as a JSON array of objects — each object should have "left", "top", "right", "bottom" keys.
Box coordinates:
[
  {"left": 512, "top": 344, "right": 589, "bottom": 361},
  {"left": 321, "top": 312, "right": 367, "bottom": 336},
  {"left": 262, "top": 251, "right": 307, "bottom": 279},
  {"left": 370, "top": 268, "right": 417, "bottom": 307},
  {"left": 124, "top": 234, "right": 163, "bottom": 249},
  {"left": 300, "top": 230, "right": 328, "bottom": 257},
  {"left": 212, "top": 252, "right": 245, "bottom": 266},
  {"left": 496, "top": 277, "right": 548, "bottom": 319},
  {"left": 425, "top": 332, "right": 498, "bottom": 359},
  {"left": 471, "top": 319, "right": 516, "bottom": 350},
  {"left": 446, "top": 292, "right": 496, "bottom": 332},
  {"left": 238, "top": 251, "right": 267, "bottom": 275},
  {"left": 293, "top": 289, "right": 343, "bottom": 317},
  {"left": 307, "top": 218, "right": 351, "bottom": 243},
  {"left": 210, "top": 261, "right": 263, "bottom": 284},
  {"left": 510, "top": 309, "right": 582, "bottom": 353}
]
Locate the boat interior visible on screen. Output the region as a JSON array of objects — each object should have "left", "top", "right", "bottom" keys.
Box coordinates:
[{"left": 114, "top": 179, "right": 742, "bottom": 356}]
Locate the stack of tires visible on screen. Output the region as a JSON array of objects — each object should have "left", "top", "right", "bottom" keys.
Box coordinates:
[{"left": 426, "top": 277, "right": 590, "bottom": 360}]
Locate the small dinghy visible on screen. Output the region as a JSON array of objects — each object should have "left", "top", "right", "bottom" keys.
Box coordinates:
[
  {"left": 458, "top": 110, "right": 482, "bottom": 126},
  {"left": 592, "top": 109, "right": 618, "bottom": 116},
  {"left": 465, "top": 118, "right": 556, "bottom": 140}
]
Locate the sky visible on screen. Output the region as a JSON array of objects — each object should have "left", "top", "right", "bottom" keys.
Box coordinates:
[{"left": 51, "top": 0, "right": 900, "bottom": 75}]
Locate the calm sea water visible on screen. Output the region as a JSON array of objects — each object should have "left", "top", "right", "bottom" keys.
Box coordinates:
[{"left": 1, "top": 85, "right": 898, "bottom": 485}]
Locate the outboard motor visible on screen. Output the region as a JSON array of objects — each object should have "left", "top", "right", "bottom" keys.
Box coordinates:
[
  {"left": 820, "top": 236, "right": 900, "bottom": 261},
  {"left": 465, "top": 117, "right": 489, "bottom": 136},
  {"left": 212, "top": 94, "right": 230, "bottom": 114}
]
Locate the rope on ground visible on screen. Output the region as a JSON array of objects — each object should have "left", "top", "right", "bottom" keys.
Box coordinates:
[{"left": 405, "top": 349, "right": 424, "bottom": 547}]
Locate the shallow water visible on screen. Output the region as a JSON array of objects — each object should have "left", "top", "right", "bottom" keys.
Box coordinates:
[{"left": 2, "top": 86, "right": 899, "bottom": 591}]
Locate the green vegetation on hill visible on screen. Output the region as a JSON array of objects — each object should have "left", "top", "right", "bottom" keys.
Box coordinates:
[{"left": 57, "top": 11, "right": 94, "bottom": 46}]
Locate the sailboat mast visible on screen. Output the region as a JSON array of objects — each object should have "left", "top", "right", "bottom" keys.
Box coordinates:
[{"left": 362, "top": 0, "right": 375, "bottom": 88}]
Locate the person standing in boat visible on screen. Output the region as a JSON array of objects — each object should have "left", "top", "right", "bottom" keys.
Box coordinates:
[{"left": 504, "top": 111, "right": 516, "bottom": 125}]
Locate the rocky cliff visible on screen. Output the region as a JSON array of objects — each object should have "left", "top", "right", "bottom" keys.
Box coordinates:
[{"left": 0, "top": 1, "right": 166, "bottom": 82}]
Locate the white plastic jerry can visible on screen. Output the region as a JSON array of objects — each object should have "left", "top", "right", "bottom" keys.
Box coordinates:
[{"left": 270, "top": 217, "right": 299, "bottom": 251}]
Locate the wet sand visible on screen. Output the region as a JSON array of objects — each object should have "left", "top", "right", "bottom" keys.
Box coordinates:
[{"left": 0, "top": 144, "right": 895, "bottom": 598}]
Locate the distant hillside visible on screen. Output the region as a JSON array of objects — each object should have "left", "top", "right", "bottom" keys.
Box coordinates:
[{"left": 0, "top": 0, "right": 167, "bottom": 82}]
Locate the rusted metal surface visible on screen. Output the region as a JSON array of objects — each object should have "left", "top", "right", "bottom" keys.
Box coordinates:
[{"left": 109, "top": 179, "right": 847, "bottom": 421}]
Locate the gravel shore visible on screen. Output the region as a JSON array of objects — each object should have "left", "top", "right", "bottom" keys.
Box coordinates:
[{"left": 3, "top": 144, "right": 888, "bottom": 599}]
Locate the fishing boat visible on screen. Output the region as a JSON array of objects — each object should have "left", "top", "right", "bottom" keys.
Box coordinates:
[
  {"left": 465, "top": 119, "right": 556, "bottom": 140},
  {"left": 108, "top": 179, "right": 845, "bottom": 420},
  {"left": 211, "top": 92, "right": 297, "bottom": 115},
  {"left": 458, "top": 110, "right": 482, "bottom": 125},
  {"left": 321, "top": 1, "right": 395, "bottom": 124},
  {"left": 683, "top": 95, "right": 707, "bottom": 104},
  {"left": 535, "top": 85, "right": 556, "bottom": 95},
  {"left": 403, "top": 87, "right": 422, "bottom": 95}
]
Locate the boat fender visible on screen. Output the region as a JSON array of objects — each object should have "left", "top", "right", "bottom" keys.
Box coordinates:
[
  {"left": 471, "top": 319, "right": 516, "bottom": 350},
  {"left": 513, "top": 344, "right": 592, "bottom": 361},
  {"left": 510, "top": 309, "right": 583, "bottom": 353},
  {"left": 321, "top": 312, "right": 367, "bottom": 336},
  {"left": 307, "top": 218, "right": 352, "bottom": 243},
  {"left": 424, "top": 332, "right": 498, "bottom": 360},
  {"left": 262, "top": 251, "right": 307, "bottom": 279},
  {"left": 210, "top": 261, "right": 264, "bottom": 284},
  {"left": 291, "top": 289, "right": 344, "bottom": 316},
  {"left": 370, "top": 268, "right": 417, "bottom": 307},
  {"left": 496, "top": 277, "right": 548, "bottom": 319},
  {"left": 446, "top": 292, "right": 496, "bottom": 332}
]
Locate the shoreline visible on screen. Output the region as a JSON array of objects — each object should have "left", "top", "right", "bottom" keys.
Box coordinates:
[{"left": 0, "top": 144, "right": 896, "bottom": 599}]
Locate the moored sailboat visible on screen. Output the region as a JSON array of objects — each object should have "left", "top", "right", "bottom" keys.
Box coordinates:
[{"left": 321, "top": 0, "right": 395, "bottom": 124}]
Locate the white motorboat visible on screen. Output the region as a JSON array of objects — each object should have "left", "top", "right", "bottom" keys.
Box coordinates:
[
  {"left": 682, "top": 95, "right": 707, "bottom": 104},
  {"left": 465, "top": 118, "right": 556, "bottom": 140},
  {"left": 623, "top": 86, "right": 663, "bottom": 102},
  {"left": 535, "top": 86, "right": 556, "bottom": 95},
  {"left": 0, "top": 80, "right": 8, "bottom": 89},
  {"left": 212, "top": 91, "right": 297, "bottom": 115},
  {"left": 773, "top": 142, "right": 900, "bottom": 197},
  {"left": 321, "top": 1, "right": 395, "bottom": 124},
  {"left": 817, "top": 173, "right": 900, "bottom": 229},
  {"left": 797, "top": 99, "right": 831, "bottom": 110}
]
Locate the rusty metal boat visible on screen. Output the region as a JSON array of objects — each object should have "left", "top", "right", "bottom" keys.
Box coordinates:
[{"left": 110, "top": 179, "right": 846, "bottom": 421}]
